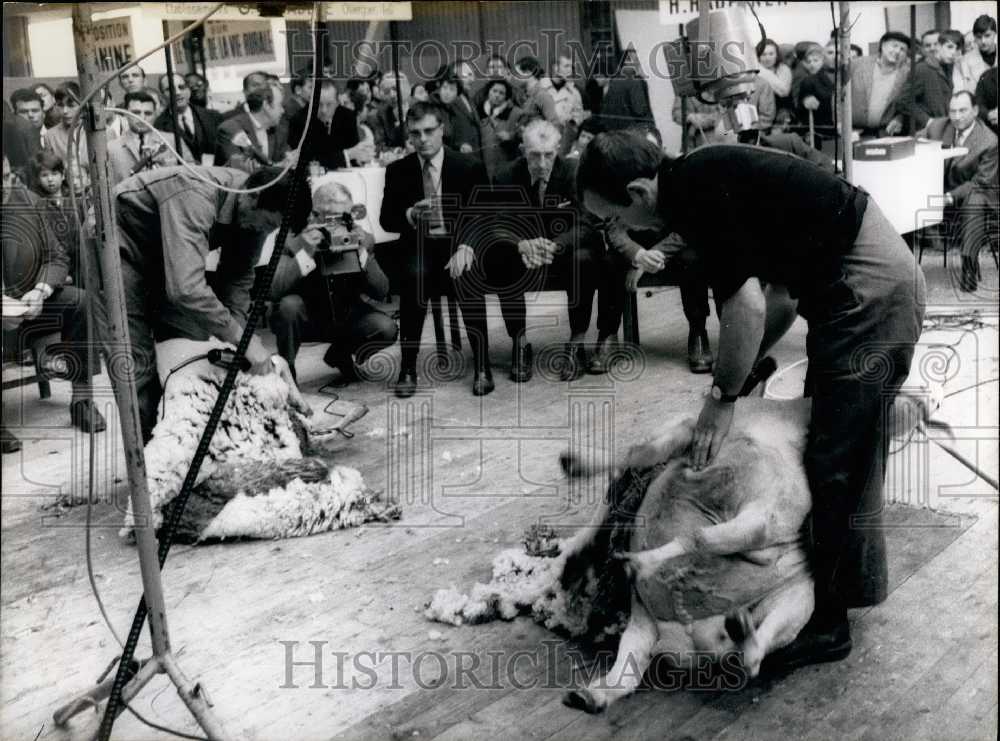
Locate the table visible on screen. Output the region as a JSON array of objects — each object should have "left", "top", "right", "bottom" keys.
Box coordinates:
[
  {"left": 851, "top": 140, "right": 968, "bottom": 235},
  {"left": 311, "top": 167, "right": 400, "bottom": 244}
]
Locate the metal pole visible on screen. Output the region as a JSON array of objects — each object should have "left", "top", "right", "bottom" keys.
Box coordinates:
[
  {"left": 838, "top": 2, "right": 853, "bottom": 181},
  {"left": 163, "top": 20, "right": 183, "bottom": 156},
  {"left": 70, "top": 2, "right": 172, "bottom": 663},
  {"left": 909, "top": 4, "right": 917, "bottom": 136},
  {"left": 680, "top": 23, "right": 688, "bottom": 154}
]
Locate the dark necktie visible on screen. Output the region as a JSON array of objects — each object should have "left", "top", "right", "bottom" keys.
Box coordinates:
[
  {"left": 535, "top": 177, "right": 548, "bottom": 205},
  {"left": 422, "top": 158, "right": 444, "bottom": 231}
]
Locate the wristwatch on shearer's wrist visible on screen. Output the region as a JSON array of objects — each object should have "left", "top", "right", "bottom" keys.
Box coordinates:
[{"left": 711, "top": 384, "right": 739, "bottom": 403}]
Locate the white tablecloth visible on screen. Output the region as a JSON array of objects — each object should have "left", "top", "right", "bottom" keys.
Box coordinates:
[{"left": 851, "top": 141, "right": 968, "bottom": 235}]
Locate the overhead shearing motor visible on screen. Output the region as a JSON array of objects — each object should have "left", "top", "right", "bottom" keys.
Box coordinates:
[{"left": 665, "top": 5, "right": 763, "bottom": 134}]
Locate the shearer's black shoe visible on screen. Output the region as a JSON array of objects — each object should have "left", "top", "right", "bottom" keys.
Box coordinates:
[
  {"left": 760, "top": 616, "right": 852, "bottom": 674},
  {"left": 587, "top": 335, "right": 615, "bottom": 375},
  {"left": 70, "top": 399, "right": 107, "bottom": 434},
  {"left": 472, "top": 368, "right": 495, "bottom": 396},
  {"left": 394, "top": 369, "right": 417, "bottom": 398},
  {"left": 559, "top": 343, "right": 587, "bottom": 382},
  {"left": 687, "top": 327, "right": 713, "bottom": 374},
  {"left": 510, "top": 341, "right": 533, "bottom": 383}
]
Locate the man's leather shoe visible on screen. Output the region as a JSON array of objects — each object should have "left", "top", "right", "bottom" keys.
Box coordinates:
[
  {"left": 472, "top": 369, "right": 495, "bottom": 396},
  {"left": 688, "top": 328, "right": 713, "bottom": 374},
  {"left": 510, "top": 341, "right": 533, "bottom": 383},
  {"left": 394, "top": 370, "right": 417, "bottom": 398},
  {"left": 70, "top": 399, "right": 107, "bottom": 433},
  {"left": 760, "top": 616, "right": 852, "bottom": 674},
  {"left": 588, "top": 336, "right": 615, "bottom": 375},
  {"left": 559, "top": 343, "right": 587, "bottom": 382}
]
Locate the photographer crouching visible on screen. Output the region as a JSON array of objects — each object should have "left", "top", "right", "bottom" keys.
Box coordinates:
[{"left": 269, "top": 181, "right": 397, "bottom": 384}]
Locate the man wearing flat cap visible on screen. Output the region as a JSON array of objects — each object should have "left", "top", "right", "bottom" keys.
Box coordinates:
[{"left": 850, "top": 31, "right": 912, "bottom": 138}]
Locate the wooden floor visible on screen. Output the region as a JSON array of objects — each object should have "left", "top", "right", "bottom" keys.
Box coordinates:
[{"left": 2, "top": 259, "right": 997, "bottom": 741}]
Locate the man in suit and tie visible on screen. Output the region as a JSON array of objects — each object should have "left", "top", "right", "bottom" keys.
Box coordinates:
[
  {"left": 380, "top": 101, "right": 494, "bottom": 397},
  {"left": 217, "top": 87, "right": 286, "bottom": 171},
  {"left": 920, "top": 90, "right": 998, "bottom": 291},
  {"left": 287, "top": 79, "right": 374, "bottom": 171},
  {"left": 483, "top": 118, "right": 614, "bottom": 381},
  {"left": 155, "top": 73, "right": 221, "bottom": 165},
  {"left": 107, "top": 91, "right": 192, "bottom": 185}
]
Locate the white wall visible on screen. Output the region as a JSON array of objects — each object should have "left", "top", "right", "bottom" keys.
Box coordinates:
[{"left": 949, "top": 1, "right": 996, "bottom": 34}]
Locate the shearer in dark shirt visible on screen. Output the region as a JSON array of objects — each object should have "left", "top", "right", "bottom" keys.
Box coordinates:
[
  {"left": 114, "top": 165, "right": 298, "bottom": 440},
  {"left": 576, "top": 136, "right": 925, "bottom": 673}
]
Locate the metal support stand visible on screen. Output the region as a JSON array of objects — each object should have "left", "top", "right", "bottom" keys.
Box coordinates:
[
  {"left": 837, "top": 2, "right": 853, "bottom": 181},
  {"left": 52, "top": 5, "right": 229, "bottom": 740}
]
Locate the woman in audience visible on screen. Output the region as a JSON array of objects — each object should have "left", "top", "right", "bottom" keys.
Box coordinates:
[
  {"left": 756, "top": 38, "right": 794, "bottom": 117},
  {"left": 430, "top": 74, "right": 481, "bottom": 156},
  {"left": 478, "top": 78, "right": 522, "bottom": 180}
]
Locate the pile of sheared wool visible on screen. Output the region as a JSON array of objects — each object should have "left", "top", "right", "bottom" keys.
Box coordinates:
[
  {"left": 425, "top": 527, "right": 618, "bottom": 641},
  {"left": 125, "top": 361, "right": 398, "bottom": 542}
]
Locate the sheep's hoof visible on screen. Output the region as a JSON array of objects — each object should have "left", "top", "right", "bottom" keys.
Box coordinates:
[
  {"left": 563, "top": 688, "right": 604, "bottom": 714},
  {"left": 724, "top": 607, "right": 755, "bottom": 643}
]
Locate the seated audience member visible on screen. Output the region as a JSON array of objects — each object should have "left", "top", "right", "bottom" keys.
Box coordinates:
[
  {"left": 44, "top": 83, "right": 89, "bottom": 169},
  {"left": 108, "top": 91, "right": 192, "bottom": 185},
  {"left": 185, "top": 72, "right": 210, "bottom": 108},
  {"left": 851, "top": 31, "right": 911, "bottom": 137},
  {"left": 478, "top": 77, "right": 522, "bottom": 180},
  {"left": 35, "top": 83, "right": 60, "bottom": 129},
  {"left": 117, "top": 65, "right": 147, "bottom": 104},
  {"left": 959, "top": 15, "right": 998, "bottom": 91},
  {"left": 11, "top": 88, "right": 47, "bottom": 151},
  {"left": 431, "top": 72, "right": 482, "bottom": 156},
  {"left": 791, "top": 42, "right": 824, "bottom": 111},
  {"left": 474, "top": 55, "right": 524, "bottom": 110},
  {"left": 540, "top": 50, "right": 586, "bottom": 150},
  {"left": 798, "top": 40, "right": 838, "bottom": 132},
  {"left": 217, "top": 87, "right": 286, "bottom": 171},
  {"left": 411, "top": 83, "right": 430, "bottom": 103},
  {"left": 269, "top": 180, "right": 397, "bottom": 384},
  {"left": 565, "top": 117, "right": 604, "bottom": 159},
  {"left": 379, "top": 101, "right": 493, "bottom": 398},
  {"left": 283, "top": 74, "right": 313, "bottom": 123},
  {"left": 903, "top": 29, "right": 965, "bottom": 130},
  {"left": 288, "top": 80, "right": 373, "bottom": 171},
  {"left": 920, "top": 29, "right": 940, "bottom": 62},
  {"left": 919, "top": 90, "right": 998, "bottom": 292},
  {"left": 513, "top": 56, "right": 560, "bottom": 125},
  {"left": 155, "top": 73, "right": 220, "bottom": 164},
  {"left": 479, "top": 118, "right": 617, "bottom": 380},
  {"left": 369, "top": 72, "right": 410, "bottom": 150},
  {"left": 28, "top": 152, "right": 83, "bottom": 286},
  {"left": 757, "top": 38, "right": 794, "bottom": 116},
  {"left": 2, "top": 152, "right": 106, "bottom": 454},
  {"left": 976, "top": 66, "right": 999, "bottom": 134},
  {"left": 587, "top": 55, "right": 656, "bottom": 132},
  {"left": 222, "top": 71, "right": 270, "bottom": 120}
]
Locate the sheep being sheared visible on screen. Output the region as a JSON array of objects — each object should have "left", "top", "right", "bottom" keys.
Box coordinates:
[{"left": 122, "top": 338, "right": 399, "bottom": 542}]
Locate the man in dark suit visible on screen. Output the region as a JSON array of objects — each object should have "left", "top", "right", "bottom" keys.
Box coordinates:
[
  {"left": 380, "top": 101, "right": 494, "bottom": 397},
  {"left": 155, "top": 73, "right": 221, "bottom": 164},
  {"left": 485, "top": 118, "right": 618, "bottom": 381},
  {"left": 217, "top": 88, "right": 285, "bottom": 170},
  {"left": 920, "top": 90, "right": 999, "bottom": 291},
  {"left": 287, "top": 79, "right": 373, "bottom": 171}
]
